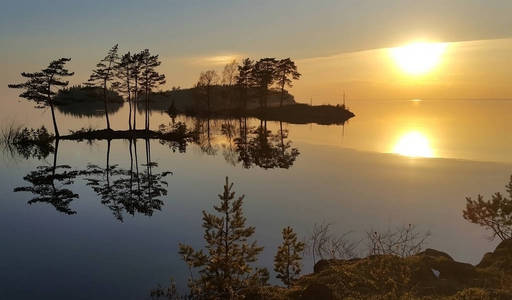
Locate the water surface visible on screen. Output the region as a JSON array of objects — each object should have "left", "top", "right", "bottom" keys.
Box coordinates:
[{"left": 1, "top": 99, "right": 511, "bottom": 299}]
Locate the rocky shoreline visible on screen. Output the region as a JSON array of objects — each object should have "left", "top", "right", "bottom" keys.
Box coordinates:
[{"left": 248, "top": 240, "right": 512, "bottom": 299}]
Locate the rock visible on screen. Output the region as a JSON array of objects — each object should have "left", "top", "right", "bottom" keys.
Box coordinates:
[
  {"left": 419, "top": 248, "right": 454, "bottom": 261},
  {"left": 279, "top": 242, "right": 512, "bottom": 299},
  {"left": 313, "top": 259, "right": 338, "bottom": 273},
  {"left": 300, "top": 283, "right": 333, "bottom": 300},
  {"left": 477, "top": 239, "right": 512, "bottom": 273},
  {"left": 314, "top": 258, "right": 361, "bottom": 273}
]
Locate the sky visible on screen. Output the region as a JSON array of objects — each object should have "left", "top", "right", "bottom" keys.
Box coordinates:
[{"left": 2, "top": 0, "right": 512, "bottom": 102}]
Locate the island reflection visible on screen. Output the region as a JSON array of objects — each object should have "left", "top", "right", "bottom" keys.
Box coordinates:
[{"left": 6, "top": 115, "right": 308, "bottom": 219}]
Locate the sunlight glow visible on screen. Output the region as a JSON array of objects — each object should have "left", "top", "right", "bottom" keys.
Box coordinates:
[
  {"left": 390, "top": 42, "right": 447, "bottom": 75},
  {"left": 392, "top": 131, "right": 434, "bottom": 158}
]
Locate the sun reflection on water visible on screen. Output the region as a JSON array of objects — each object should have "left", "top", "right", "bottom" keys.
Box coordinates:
[{"left": 392, "top": 131, "right": 435, "bottom": 158}]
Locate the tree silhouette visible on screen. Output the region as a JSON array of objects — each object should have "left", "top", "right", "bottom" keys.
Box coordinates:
[
  {"left": 463, "top": 175, "right": 512, "bottom": 241},
  {"left": 86, "top": 44, "right": 119, "bottom": 130},
  {"left": 114, "top": 52, "right": 134, "bottom": 130},
  {"left": 252, "top": 58, "right": 278, "bottom": 109},
  {"left": 14, "top": 139, "right": 80, "bottom": 214},
  {"left": 222, "top": 60, "right": 238, "bottom": 86},
  {"left": 178, "top": 177, "right": 265, "bottom": 299},
  {"left": 197, "top": 70, "right": 219, "bottom": 113},
  {"left": 8, "top": 58, "right": 74, "bottom": 137},
  {"left": 275, "top": 58, "right": 301, "bottom": 107},
  {"left": 235, "top": 58, "right": 254, "bottom": 111},
  {"left": 274, "top": 226, "right": 305, "bottom": 287},
  {"left": 130, "top": 52, "right": 144, "bottom": 130},
  {"left": 222, "top": 60, "right": 239, "bottom": 109},
  {"left": 139, "top": 49, "right": 166, "bottom": 132}
]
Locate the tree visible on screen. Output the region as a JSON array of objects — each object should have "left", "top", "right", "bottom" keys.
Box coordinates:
[
  {"left": 274, "top": 226, "right": 305, "bottom": 287},
  {"left": 139, "top": 49, "right": 166, "bottom": 132},
  {"left": 222, "top": 59, "right": 238, "bottom": 86},
  {"left": 275, "top": 58, "right": 301, "bottom": 107},
  {"left": 222, "top": 60, "right": 239, "bottom": 109},
  {"left": 251, "top": 58, "right": 278, "bottom": 109},
  {"left": 197, "top": 70, "right": 219, "bottom": 112},
  {"left": 463, "top": 175, "right": 512, "bottom": 241},
  {"left": 115, "top": 52, "right": 134, "bottom": 130},
  {"left": 306, "top": 222, "right": 358, "bottom": 264},
  {"left": 235, "top": 58, "right": 254, "bottom": 111},
  {"left": 8, "top": 58, "right": 74, "bottom": 137},
  {"left": 130, "top": 52, "right": 144, "bottom": 130},
  {"left": 366, "top": 224, "right": 430, "bottom": 257},
  {"left": 86, "top": 44, "right": 119, "bottom": 130},
  {"left": 178, "top": 177, "right": 265, "bottom": 299}
]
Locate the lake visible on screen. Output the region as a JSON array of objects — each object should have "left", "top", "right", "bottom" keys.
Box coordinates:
[{"left": 1, "top": 98, "right": 511, "bottom": 299}]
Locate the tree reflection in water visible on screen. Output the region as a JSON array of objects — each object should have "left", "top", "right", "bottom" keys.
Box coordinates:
[
  {"left": 234, "top": 119, "right": 299, "bottom": 169},
  {"left": 13, "top": 139, "right": 80, "bottom": 215},
  {"left": 83, "top": 139, "right": 172, "bottom": 222},
  {"left": 11, "top": 117, "right": 304, "bottom": 219},
  {"left": 13, "top": 136, "right": 172, "bottom": 220},
  {"left": 193, "top": 117, "right": 300, "bottom": 169}
]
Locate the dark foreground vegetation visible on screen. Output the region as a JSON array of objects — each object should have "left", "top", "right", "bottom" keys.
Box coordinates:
[{"left": 149, "top": 176, "right": 512, "bottom": 300}]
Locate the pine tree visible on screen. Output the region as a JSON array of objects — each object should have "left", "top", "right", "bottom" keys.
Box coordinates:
[
  {"left": 139, "top": 49, "right": 166, "bottom": 132},
  {"left": 274, "top": 226, "right": 305, "bottom": 287},
  {"left": 463, "top": 175, "right": 512, "bottom": 241},
  {"left": 86, "top": 44, "right": 119, "bottom": 130},
  {"left": 275, "top": 58, "right": 301, "bottom": 107},
  {"left": 8, "top": 58, "right": 74, "bottom": 137},
  {"left": 115, "top": 52, "right": 134, "bottom": 130},
  {"left": 178, "top": 177, "right": 265, "bottom": 299},
  {"left": 251, "top": 58, "right": 278, "bottom": 109},
  {"left": 235, "top": 58, "right": 254, "bottom": 111},
  {"left": 130, "top": 52, "right": 144, "bottom": 131}
]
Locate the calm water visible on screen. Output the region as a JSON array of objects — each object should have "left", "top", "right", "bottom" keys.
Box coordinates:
[{"left": 1, "top": 99, "right": 511, "bottom": 299}]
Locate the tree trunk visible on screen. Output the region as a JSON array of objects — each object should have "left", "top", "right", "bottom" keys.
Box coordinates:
[
  {"left": 145, "top": 88, "right": 149, "bottom": 132},
  {"left": 128, "top": 80, "right": 132, "bottom": 131},
  {"left": 128, "top": 98, "right": 132, "bottom": 131},
  {"left": 51, "top": 138, "right": 59, "bottom": 195},
  {"left": 106, "top": 139, "right": 111, "bottom": 188},
  {"left": 129, "top": 138, "right": 133, "bottom": 198},
  {"left": 280, "top": 82, "right": 285, "bottom": 108},
  {"left": 52, "top": 138, "right": 59, "bottom": 176},
  {"left": 280, "top": 121, "right": 285, "bottom": 153},
  {"left": 134, "top": 139, "right": 141, "bottom": 200},
  {"left": 104, "top": 80, "right": 111, "bottom": 130},
  {"left": 133, "top": 78, "right": 138, "bottom": 131},
  {"left": 49, "top": 101, "right": 60, "bottom": 138},
  {"left": 207, "top": 85, "right": 211, "bottom": 113}
]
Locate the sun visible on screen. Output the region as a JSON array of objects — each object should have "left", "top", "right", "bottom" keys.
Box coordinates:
[
  {"left": 390, "top": 42, "right": 447, "bottom": 75},
  {"left": 392, "top": 131, "right": 434, "bottom": 158}
]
